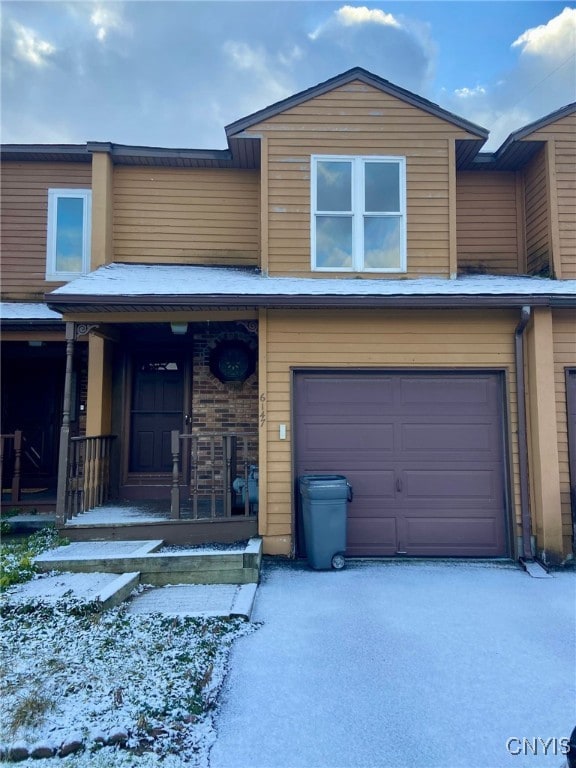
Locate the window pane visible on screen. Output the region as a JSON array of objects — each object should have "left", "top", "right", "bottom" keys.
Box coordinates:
[
  {"left": 364, "top": 216, "right": 401, "bottom": 268},
  {"left": 365, "top": 162, "right": 400, "bottom": 212},
  {"left": 316, "top": 216, "right": 353, "bottom": 268},
  {"left": 55, "top": 197, "right": 84, "bottom": 273},
  {"left": 316, "top": 161, "right": 352, "bottom": 212}
]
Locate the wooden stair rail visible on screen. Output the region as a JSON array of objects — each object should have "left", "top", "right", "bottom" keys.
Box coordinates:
[{"left": 63, "top": 435, "right": 116, "bottom": 522}]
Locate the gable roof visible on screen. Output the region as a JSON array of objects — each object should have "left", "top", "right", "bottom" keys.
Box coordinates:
[
  {"left": 225, "top": 67, "right": 489, "bottom": 141},
  {"left": 467, "top": 102, "right": 576, "bottom": 171}
]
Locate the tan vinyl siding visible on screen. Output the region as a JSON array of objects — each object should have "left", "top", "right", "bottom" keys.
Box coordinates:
[
  {"left": 553, "top": 309, "right": 576, "bottom": 552},
  {"left": 244, "top": 82, "right": 474, "bottom": 278},
  {"left": 113, "top": 167, "right": 260, "bottom": 265},
  {"left": 0, "top": 161, "right": 92, "bottom": 300},
  {"left": 524, "top": 147, "right": 550, "bottom": 275},
  {"left": 557, "top": 131, "right": 576, "bottom": 279},
  {"left": 456, "top": 171, "right": 520, "bottom": 274},
  {"left": 260, "top": 309, "right": 520, "bottom": 550},
  {"left": 524, "top": 115, "right": 576, "bottom": 279}
]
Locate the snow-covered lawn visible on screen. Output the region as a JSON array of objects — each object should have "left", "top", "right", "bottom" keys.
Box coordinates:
[
  {"left": 0, "top": 593, "right": 254, "bottom": 766},
  {"left": 0, "top": 531, "right": 257, "bottom": 766}
]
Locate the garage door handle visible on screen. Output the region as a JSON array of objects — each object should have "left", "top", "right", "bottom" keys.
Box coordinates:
[{"left": 396, "top": 477, "right": 402, "bottom": 492}]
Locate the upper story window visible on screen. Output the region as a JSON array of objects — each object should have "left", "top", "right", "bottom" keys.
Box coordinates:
[
  {"left": 311, "top": 155, "right": 406, "bottom": 272},
  {"left": 46, "top": 189, "right": 92, "bottom": 281}
]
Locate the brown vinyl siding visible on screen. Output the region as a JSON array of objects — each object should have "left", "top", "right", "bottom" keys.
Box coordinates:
[
  {"left": 524, "top": 147, "right": 550, "bottom": 275},
  {"left": 456, "top": 171, "right": 520, "bottom": 274},
  {"left": 0, "top": 161, "right": 92, "bottom": 300},
  {"left": 260, "top": 308, "right": 520, "bottom": 552},
  {"left": 553, "top": 309, "right": 576, "bottom": 552},
  {"left": 523, "top": 115, "right": 576, "bottom": 279},
  {"left": 243, "top": 82, "right": 474, "bottom": 278},
  {"left": 113, "top": 167, "right": 260, "bottom": 265}
]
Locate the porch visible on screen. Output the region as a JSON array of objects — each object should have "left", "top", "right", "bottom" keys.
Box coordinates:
[
  {"left": 49, "top": 316, "right": 260, "bottom": 545},
  {"left": 57, "top": 430, "right": 258, "bottom": 545}
]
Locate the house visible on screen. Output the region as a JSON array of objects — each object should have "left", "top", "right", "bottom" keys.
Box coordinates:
[{"left": 1, "top": 67, "right": 575, "bottom": 564}]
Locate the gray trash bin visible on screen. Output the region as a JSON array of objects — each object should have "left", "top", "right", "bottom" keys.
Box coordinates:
[{"left": 299, "top": 474, "right": 353, "bottom": 570}]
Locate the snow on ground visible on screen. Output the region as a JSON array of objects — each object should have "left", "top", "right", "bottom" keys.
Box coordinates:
[
  {"left": 211, "top": 559, "right": 576, "bottom": 768},
  {"left": 0, "top": 585, "right": 255, "bottom": 766},
  {"left": 2, "top": 571, "right": 121, "bottom": 603}
]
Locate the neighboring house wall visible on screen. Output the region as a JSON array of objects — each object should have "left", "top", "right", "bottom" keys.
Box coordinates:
[
  {"left": 456, "top": 170, "right": 522, "bottom": 274},
  {"left": 1, "top": 161, "right": 92, "bottom": 300},
  {"left": 113, "top": 167, "right": 260, "bottom": 265},
  {"left": 523, "top": 114, "right": 576, "bottom": 279},
  {"left": 258, "top": 307, "right": 521, "bottom": 556},
  {"left": 553, "top": 309, "right": 576, "bottom": 553},
  {"left": 524, "top": 147, "right": 550, "bottom": 276},
  {"left": 242, "top": 81, "right": 473, "bottom": 278}
]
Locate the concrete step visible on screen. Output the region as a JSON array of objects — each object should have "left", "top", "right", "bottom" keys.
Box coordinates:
[
  {"left": 35, "top": 537, "right": 262, "bottom": 585},
  {"left": 5, "top": 571, "right": 140, "bottom": 611}
]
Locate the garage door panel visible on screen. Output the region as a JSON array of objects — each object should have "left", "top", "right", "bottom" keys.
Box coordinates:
[
  {"left": 295, "top": 371, "right": 508, "bottom": 557},
  {"left": 300, "top": 422, "right": 396, "bottom": 453},
  {"left": 345, "top": 470, "right": 396, "bottom": 500},
  {"left": 405, "top": 517, "right": 502, "bottom": 554},
  {"left": 299, "top": 376, "right": 395, "bottom": 406},
  {"left": 403, "top": 469, "right": 500, "bottom": 501},
  {"left": 401, "top": 422, "right": 496, "bottom": 453},
  {"left": 400, "top": 376, "right": 495, "bottom": 407},
  {"left": 347, "top": 517, "right": 398, "bottom": 555}
]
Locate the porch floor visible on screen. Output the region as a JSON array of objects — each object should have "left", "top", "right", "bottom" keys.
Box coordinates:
[{"left": 64, "top": 499, "right": 258, "bottom": 527}]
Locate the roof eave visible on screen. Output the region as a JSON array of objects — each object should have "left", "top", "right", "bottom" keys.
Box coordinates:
[{"left": 45, "top": 292, "right": 574, "bottom": 314}]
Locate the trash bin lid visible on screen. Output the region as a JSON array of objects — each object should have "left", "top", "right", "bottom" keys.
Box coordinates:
[{"left": 299, "top": 474, "right": 350, "bottom": 500}]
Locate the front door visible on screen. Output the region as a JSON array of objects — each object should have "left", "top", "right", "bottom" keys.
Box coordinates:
[{"left": 129, "top": 355, "right": 186, "bottom": 473}]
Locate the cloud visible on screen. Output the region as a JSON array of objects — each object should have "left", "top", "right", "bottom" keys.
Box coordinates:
[
  {"left": 332, "top": 5, "right": 400, "bottom": 31},
  {"left": 306, "top": 4, "right": 434, "bottom": 93},
  {"left": 442, "top": 7, "right": 576, "bottom": 150},
  {"left": 12, "top": 21, "right": 56, "bottom": 67},
  {"left": 90, "top": 4, "right": 125, "bottom": 43},
  {"left": 512, "top": 6, "right": 576, "bottom": 59},
  {"left": 454, "top": 86, "right": 487, "bottom": 99}
]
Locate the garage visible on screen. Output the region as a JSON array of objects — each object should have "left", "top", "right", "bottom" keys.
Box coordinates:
[{"left": 294, "top": 371, "right": 509, "bottom": 557}]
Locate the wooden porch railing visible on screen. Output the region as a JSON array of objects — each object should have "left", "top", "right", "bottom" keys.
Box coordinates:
[
  {"left": 0, "top": 430, "right": 22, "bottom": 503},
  {"left": 62, "top": 435, "right": 116, "bottom": 522},
  {"left": 171, "top": 432, "right": 258, "bottom": 520}
]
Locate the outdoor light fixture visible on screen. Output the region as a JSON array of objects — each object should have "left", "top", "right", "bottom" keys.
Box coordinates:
[
  {"left": 170, "top": 322, "right": 188, "bottom": 335},
  {"left": 28, "top": 340, "right": 44, "bottom": 347}
]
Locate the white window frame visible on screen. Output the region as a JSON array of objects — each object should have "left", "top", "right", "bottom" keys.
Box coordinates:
[
  {"left": 46, "top": 188, "right": 92, "bottom": 281},
  {"left": 311, "top": 155, "right": 407, "bottom": 273}
]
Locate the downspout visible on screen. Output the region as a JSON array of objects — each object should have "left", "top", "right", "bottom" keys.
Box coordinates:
[{"left": 515, "top": 306, "right": 533, "bottom": 560}]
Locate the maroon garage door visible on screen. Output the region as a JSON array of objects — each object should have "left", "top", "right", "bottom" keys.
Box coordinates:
[{"left": 294, "top": 372, "right": 509, "bottom": 557}]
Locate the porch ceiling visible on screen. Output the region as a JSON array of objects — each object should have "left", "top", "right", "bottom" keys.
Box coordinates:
[{"left": 45, "top": 264, "right": 576, "bottom": 314}]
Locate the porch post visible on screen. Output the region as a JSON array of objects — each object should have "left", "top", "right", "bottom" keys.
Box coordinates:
[{"left": 55, "top": 322, "right": 75, "bottom": 526}]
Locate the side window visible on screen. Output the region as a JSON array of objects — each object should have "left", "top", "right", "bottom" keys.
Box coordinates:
[
  {"left": 46, "top": 189, "right": 92, "bottom": 280},
  {"left": 311, "top": 155, "right": 406, "bottom": 273}
]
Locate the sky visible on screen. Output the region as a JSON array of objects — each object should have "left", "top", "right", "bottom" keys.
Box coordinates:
[{"left": 1, "top": 1, "right": 575, "bottom": 152}]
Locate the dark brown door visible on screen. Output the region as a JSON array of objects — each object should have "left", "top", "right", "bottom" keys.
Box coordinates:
[
  {"left": 295, "top": 371, "right": 508, "bottom": 557},
  {"left": 129, "top": 357, "right": 185, "bottom": 473}
]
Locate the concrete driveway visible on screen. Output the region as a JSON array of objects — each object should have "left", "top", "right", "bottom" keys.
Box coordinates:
[{"left": 210, "top": 559, "right": 576, "bottom": 768}]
